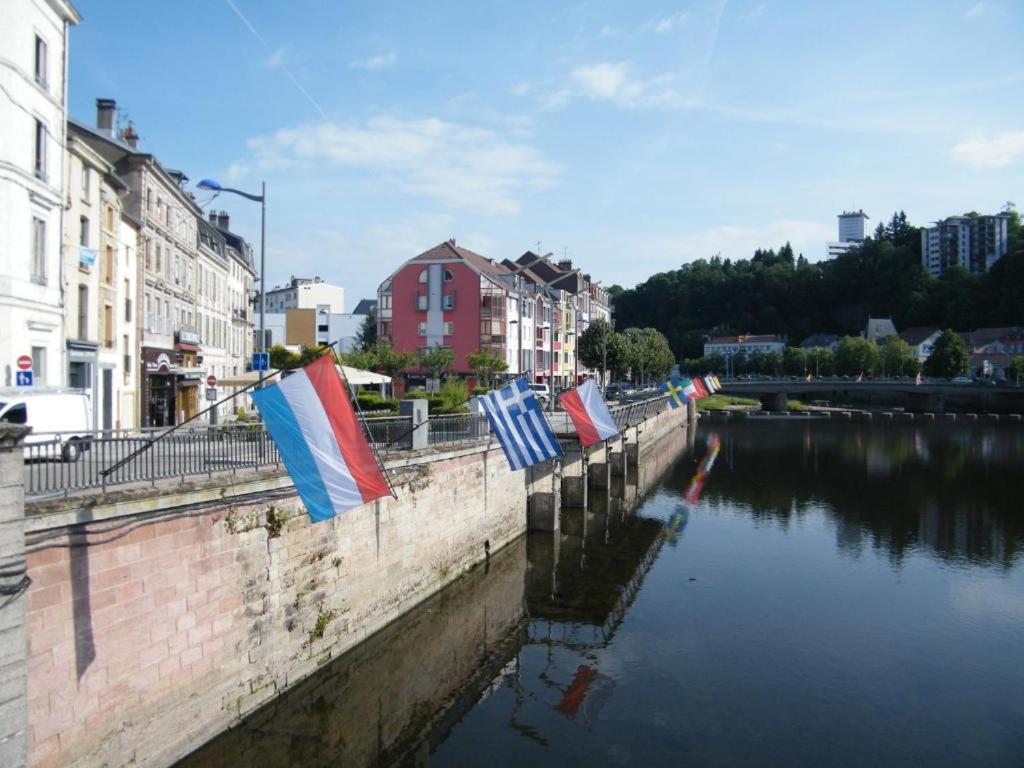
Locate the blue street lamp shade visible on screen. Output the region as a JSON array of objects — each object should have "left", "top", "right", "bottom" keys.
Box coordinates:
[{"left": 197, "top": 178, "right": 222, "bottom": 191}]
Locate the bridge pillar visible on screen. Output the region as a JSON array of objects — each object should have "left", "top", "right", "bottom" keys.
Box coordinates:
[
  {"left": 760, "top": 391, "right": 788, "bottom": 413},
  {"left": 527, "top": 458, "right": 562, "bottom": 532}
]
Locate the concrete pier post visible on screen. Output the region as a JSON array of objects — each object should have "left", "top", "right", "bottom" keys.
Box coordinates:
[
  {"left": 587, "top": 442, "right": 610, "bottom": 493},
  {"left": 0, "top": 426, "right": 29, "bottom": 768},
  {"left": 610, "top": 438, "right": 628, "bottom": 478},
  {"left": 527, "top": 459, "right": 562, "bottom": 532},
  {"left": 561, "top": 450, "right": 588, "bottom": 509}
]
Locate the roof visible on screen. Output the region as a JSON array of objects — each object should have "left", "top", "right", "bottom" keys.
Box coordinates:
[
  {"left": 963, "top": 327, "right": 1022, "bottom": 348},
  {"left": 707, "top": 335, "right": 784, "bottom": 345},
  {"left": 799, "top": 334, "right": 841, "bottom": 348},
  {"left": 865, "top": 317, "right": 898, "bottom": 340},
  {"left": 352, "top": 298, "right": 377, "bottom": 315},
  {"left": 898, "top": 326, "right": 941, "bottom": 345},
  {"left": 410, "top": 241, "right": 511, "bottom": 279}
]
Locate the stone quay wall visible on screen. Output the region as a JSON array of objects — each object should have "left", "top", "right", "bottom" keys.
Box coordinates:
[{"left": 21, "top": 404, "right": 689, "bottom": 768}]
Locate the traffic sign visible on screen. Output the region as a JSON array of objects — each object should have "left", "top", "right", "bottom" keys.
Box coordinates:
[
  {"left": 252, "top": 352, "right": 270, "bottom": 372},
  {"left": 207, "top": 373, "right": 217, "bottom": 388},
  {"left": 16, "top": 355, "right": 32, "bottom": 371},
  {"left": 205, "top": 387, "right": 217, "bottom": 401},
  {"left": 16, "top": 371, "right": 33, "bottom": 387}
]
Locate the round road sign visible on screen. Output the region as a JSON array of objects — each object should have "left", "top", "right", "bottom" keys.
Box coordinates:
[
  {"left": 207, "top": 373, "right": 217, "bottom": 388},
  {"left": 17, "top": 355, "right": 32, "bottom": 371}
]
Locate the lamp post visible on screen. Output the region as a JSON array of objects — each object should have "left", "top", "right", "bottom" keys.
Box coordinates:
[{"left": 197, "top": 178, "right": 266, "bottom": 386}]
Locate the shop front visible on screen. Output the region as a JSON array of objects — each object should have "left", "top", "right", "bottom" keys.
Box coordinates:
[
  {"left": 141, "top": 347, "right": 178, "bottom": 427},
  {"left": 175, "top": 329, "right": 203, "bottom": 423}
]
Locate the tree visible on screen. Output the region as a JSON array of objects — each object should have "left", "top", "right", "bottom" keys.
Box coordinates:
[
  {"left": 343, "top": 341, "right": 415, "bottom": 378},
  {"left": 622, "top": 327, "right": 675, "bottom": 386},
  {"left": 356, "top": 307, "right": 377, "bottom": 351},
  {"left": 806, "top": 347, "right": 835, "bottom": 376},
  {"left": 269, "top": 344, "right": 298, "bottom": 369},
  {"left": 834, "top": 337, "right": 880, "bottom": 376},
  {"left": 1006, "top": 356, "right": 1024, "bottom": 385},
  {"left": 783, "top": 347, "right": 807, "bottom": 376},
  {"left": 466, "top": 349, "right": 508, "bottom": 389},
  {"left": 924, "top": 329, "right": 970, "bottom": 378},
  {"left": 421, "top": 343, "right": 455, "bottom": 380},
  {"left": 579, "top": 318, "right": 628, "bottom": 384},
  {"left": 879, "top": 336, "right": 919, "bottom": 377}
]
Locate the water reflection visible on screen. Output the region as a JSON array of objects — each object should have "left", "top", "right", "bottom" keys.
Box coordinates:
[{"left": 695, "top": 421, "right": 1024, "bottom": 570}]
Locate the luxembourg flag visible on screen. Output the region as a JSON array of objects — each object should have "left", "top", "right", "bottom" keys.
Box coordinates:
[
  {"left": 559, "top": 379, "right": 619, "bottom": 447},
  {"left": 251, "top": 355, "right": 392, "bottom": 522}
]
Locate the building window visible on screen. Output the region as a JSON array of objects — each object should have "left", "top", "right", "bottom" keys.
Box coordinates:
[
  {"left": 442, "top": 293, "right": 455, "bottom": 310},
  {"left": 81, "top": 166, "right": 90, "bottom": 199},
  {"left": 444, "top": 322, "right": 455, "bottom": 336},
  {"left": 381, "top": 294, "right": 392, "bottom": 309},
  {"left": 104, "top": 204, "right": 114, "bottom": 231},
  {"left": 103, "top": 245, "right": 115, "bottom": 284},
  {"left": 443, "top": 269, "right": 453, "bottom": 282},
  {"left": 123, "top": 335, "right": 131, "bottom": 376},
  {"left": 34, "top": 119, "right": 46, "bottom": 179},
  {"left": 416, "top": 293, "right": 428, "bottom": 311},
  {"left": 34, "top": 35, "right": 48, "bottom": 87},
  {"left": 124, "top": 279, "right": 132, "bottom": 322},
  {"left": 417, "top": 322, "right": 427, "bottom": 336},
  {"left": 79, "top": 216, "right": 89, "bottom": 247},
  {"left": 31, "top": 217, "right": 46, "bottom": 284},
  {"left": 418, "top": 269, "right": 428, "bottom": 283},
  {"left": 103, "top": 304, "right": 114, "bottom": 348}
]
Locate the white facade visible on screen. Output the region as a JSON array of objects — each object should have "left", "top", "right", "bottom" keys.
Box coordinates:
[
  {"left": 0, "top": 0, "right": 80, "bottom": 387},
  {"left": 257, "top": 276, "right": 345, "bottom": 314},
  {"left": 704, "top": 336, "right": 786, "bottom": 357},
  {"left": 826, "top": 210, "right": 868, "bottom": 259}
]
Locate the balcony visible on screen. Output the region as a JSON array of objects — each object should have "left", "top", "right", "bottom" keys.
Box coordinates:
[{"left": 232, "top": 307, "right": 248, "bottom": 321}]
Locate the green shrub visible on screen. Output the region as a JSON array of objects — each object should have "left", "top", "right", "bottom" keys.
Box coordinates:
[
  {"left": 356, "top": 393, "right": 397, "bottom": 411},
  {"left": 470, "top": 386, "right": 489, "bottom": 396},
  {"left": 403, "top": 391, "right": 430, "bottom": 400}
]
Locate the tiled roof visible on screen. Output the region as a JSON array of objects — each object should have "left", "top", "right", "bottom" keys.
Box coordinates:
[{"left": 411, "top": 241, "right": 511, "bottom": 278}]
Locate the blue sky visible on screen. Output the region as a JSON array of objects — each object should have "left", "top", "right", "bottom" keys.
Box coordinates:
[{"left": 69, "top": 0, "right": 1023, "bottom": 305}]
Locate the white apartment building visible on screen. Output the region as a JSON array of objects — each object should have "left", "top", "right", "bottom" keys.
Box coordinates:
[
  {"left": 255, "top": 276, "right": 345, "bottom": 315},
  {"left": 0, "top": 0, "right": 80, "bottom": 387},
  {"left": 826, "top": 210, "right": 869, "bottom": 259},
  {"left": 704, "top": 335, "right": 786, "bottom": 357},
  {"left": 920, "top": 214, "right": 1010, "bottom": 277},
  {"left": 208, "top": 211, "right": 256, "bottom": 378}
]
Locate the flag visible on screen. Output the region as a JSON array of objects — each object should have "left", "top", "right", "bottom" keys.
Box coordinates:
[
  {"left": 693, "top": 378, "right": 708, "bottom": 398},
  {"left": 703, "top": 375, "right": 717, "bottom": 393},
  {"left": 477, "top": 378, "right": 562, "bottom": 470},
  {"left": 560, "top": 379, "right": 619, "bottom": 447},
  {"left": 681, "top": 377, "right": 698, "bottom": 399},
  {"left": 915, "top": 372, "right": 922, "bottom": 386},
  {"left": 712, "top": 375, "right": 722, "bottom": 389},
  {"left": 660, "top": 377, "right": 689, "bottom": 409},
  {"left": 251, "top": 355, "right": 391, "bottom": 522},
  {"left": 806, "top": 373, "right": 812, "bottom": 382},
  {"left": 856, "top": 372, "right": 864, "bottom": 383}
]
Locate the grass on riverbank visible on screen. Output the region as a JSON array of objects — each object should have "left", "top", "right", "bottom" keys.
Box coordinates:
[
  {"left": 697, "top": 394, "right": 760, "bottom": 411},
  {"left": 786, "top": 400, "right": 810, "bottom": 411}
]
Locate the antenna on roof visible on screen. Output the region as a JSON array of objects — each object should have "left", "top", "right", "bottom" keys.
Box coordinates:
[{"left": 535, "top": 240, "right": 541, "bottom": 254}]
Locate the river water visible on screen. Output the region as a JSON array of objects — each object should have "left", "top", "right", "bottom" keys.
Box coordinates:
[{"left": 179, "top": 419, "right": 1024, "bottom": 767}]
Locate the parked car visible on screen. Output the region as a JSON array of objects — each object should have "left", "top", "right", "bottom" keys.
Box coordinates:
[
  {"left": 950, "top": 376, "right": 972, "bottom": 385},
  {"left": 604, "top": 385, "right": 622, "bottom": 401},
  {"left": 529, "top": 383, "right": 550, "bottom": 403},
  {"left": 0, "top": 389, "right": 93, "bottom": 461}
]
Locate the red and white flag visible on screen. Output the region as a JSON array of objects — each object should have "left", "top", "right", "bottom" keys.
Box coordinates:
[{"left": 559, "top": 380, "right": 620, "bottom": 447}]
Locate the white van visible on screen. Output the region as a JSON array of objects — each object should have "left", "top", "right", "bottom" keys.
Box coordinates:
[{"left": 0, "top": 389, "right": 93, "bottom": 461}]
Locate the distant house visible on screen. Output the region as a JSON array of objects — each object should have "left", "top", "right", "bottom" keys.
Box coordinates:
[
  {"left": 799, "top": 334, "right": 841, "bottom": 352},
  {"left": 898, "top": 327, "right": 942, "bottom": 362},
  {"left": 704, "top": 334, "right": 786, "bottom": 358},
  {"left": 962, "top": 327, "right": 1024, "bottom": 379},
  {"left": 864, "top": 317, "right": 897, "bottom": 342}
]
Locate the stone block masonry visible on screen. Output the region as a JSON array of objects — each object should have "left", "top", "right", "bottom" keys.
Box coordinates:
[{"left": 22, "top": 403, "right": 689, "bottom": 768}]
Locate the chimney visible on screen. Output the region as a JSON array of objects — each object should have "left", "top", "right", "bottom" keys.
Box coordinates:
[
  {"left": 217, "top": 210, "right": 229, "bottom": 230},
  {"left": 120, "top": 122, "right": 138, "bottom": 149},
  {"left": 209, "top": 211, "right": 218, "bottom": 224},
  {"left": 557, "top": 259, "right": 572, "bottom": 271},
  {"left": 96, "top": 98, "right": 116, "bottom": 137}
]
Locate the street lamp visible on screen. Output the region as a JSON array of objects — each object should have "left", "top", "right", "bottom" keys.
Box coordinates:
[{"left": 197, "top": 177, "right": 267, "bottom": 386}]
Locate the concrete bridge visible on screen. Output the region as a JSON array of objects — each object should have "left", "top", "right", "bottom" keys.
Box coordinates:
[{"left": 717, "top": 379, "right": 1024, "bottom": 414}]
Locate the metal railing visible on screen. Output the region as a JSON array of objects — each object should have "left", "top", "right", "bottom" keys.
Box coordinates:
[
  {"left": 22, "top": 396, "right": 668, "bottom": 500},
  {"left": 428, "top": 413, "right": 489, "bottom": 447}
]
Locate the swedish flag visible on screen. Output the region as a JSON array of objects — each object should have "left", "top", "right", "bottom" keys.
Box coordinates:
[{"left": 660, "top": 377, "right": 689, "bottom": 409}]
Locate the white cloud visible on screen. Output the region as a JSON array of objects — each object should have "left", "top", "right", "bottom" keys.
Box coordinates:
[
  {"left": 965, "top": 1, "right": 987, "bottom": 17},
  {"left": 563, "top": 62, "right": 681, "bottom": 109},
  {"left": 653, "top": 13, "right": 688, "bottom": 33},
  {"left": 740, "top": 3, "right": 765, "bottom": 21},
  {"left": 246, "top": 116, "right": 559, "bottom": 215},
  {"left": 350, "top": 52, "right": 397, "bottom": 70},
  {"left": 510, "top": 81, "right": 531, "bottom": 96},
  {"left": 950, "top": 131, "right": 1024, "bottom": 168},
  {"left": 599, "top": 24, "right": 620, "bottom": 38},
  {"left": 263, "top": 47, "right": 286, "bottom": 70}
]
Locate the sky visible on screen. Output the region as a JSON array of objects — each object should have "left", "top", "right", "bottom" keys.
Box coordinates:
[{"left": 68, "top": 0, "right": 1024, "bottom": 305}]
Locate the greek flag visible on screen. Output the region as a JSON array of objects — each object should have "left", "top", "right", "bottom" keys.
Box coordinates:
[{"left": 477, "top": 378, "right": 563, "bottom": 471}]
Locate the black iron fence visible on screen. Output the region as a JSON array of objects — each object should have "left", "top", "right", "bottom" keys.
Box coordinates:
[{"left": 22, "top": 396, "right": 666, "bottom": 500}]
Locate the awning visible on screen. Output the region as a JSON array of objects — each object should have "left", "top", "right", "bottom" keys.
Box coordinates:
[{"left": 216, "top": 364, "right": 391, "bottom": 388}]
